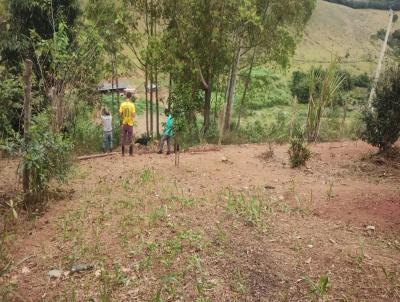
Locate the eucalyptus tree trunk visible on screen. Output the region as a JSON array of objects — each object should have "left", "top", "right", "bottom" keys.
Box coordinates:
[
  {"left": 115, "top": 54, "right": 120, "bottom": 111},
  {"left": 150, "top": 68, "right": 154, "bottom": 137},
  {"left": 145, "top": 64, "right": 149, "bottom": 137},
  {"left": 224, "top": 38, "right": 242, "bottom": 131},
  {"left": 236, "top": 47, "right": 256, "bottom": 130},
  {"left": 155, "top": 67, "right": 160, "bottom": 138},
  {"left": 154, "top": 18, "right": 160, "bottom": 138}
]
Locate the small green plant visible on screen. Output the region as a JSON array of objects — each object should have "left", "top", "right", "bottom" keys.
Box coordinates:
[
  {"left": 122, "top": 178, "right": 131, "bottom": 191},
  {"left": 357, "top": 238, "right": 365, "bottom": 264},
  {"left": 232, "top": 269, "right": 248, "bottom": 295},
  {"left": 149, "top": 206, "right": 167, "bottom": 226},
  {"left": 225, "top": 190, "right": 269, "bottom": 229},
  {"left": 138, "top": 168, "right": 154, "bottom": 184},
  {"left": 294, "top": 190, "right": 315, "bottom": 215},
  {"left": 288, "top": 125, "right": 311, "bottom": 168},
  {"left": 304, "top": 275, "right": 330, "bottom": 301},
  {"left": 99, "top": 269, "right": 113, "bottom": 302}
]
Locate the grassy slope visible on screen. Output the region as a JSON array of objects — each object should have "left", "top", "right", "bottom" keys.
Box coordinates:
[{"left": 294, "top": 0, "right": 399, "bottom": 74}]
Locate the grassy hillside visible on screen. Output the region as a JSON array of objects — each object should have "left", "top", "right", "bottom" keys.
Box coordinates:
[{"left": 294, "top": 0, "right": 399, "bottom": 74}]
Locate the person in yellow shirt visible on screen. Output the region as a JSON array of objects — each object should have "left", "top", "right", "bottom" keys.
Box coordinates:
[{"left": 119, "top": 91, "right": 136, "bottom": 156}]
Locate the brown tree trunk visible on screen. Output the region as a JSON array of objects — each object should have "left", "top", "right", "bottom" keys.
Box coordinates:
[
  {"left": 23, "top": 59, "right": 33, "bottom": 195},
  {"left": 203, "top": 78, "right": 212, "bottom": 135}
]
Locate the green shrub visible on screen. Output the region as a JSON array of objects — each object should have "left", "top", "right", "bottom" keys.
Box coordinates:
[
  {"left": 0, "top": 74, "right": 23, "bottom": 139},
  {"left": 0, "top": 131, "right": 23, "bottom": 157},
  {"left": 353, "top": 73, "right": 371, "bottom": 89},
  {"left": 21, "top": 113, "right": 73, "bottom": 204},
  {"left": 288, "top": 125, "right": 311, "bottom": 168},
  {"left": 361, "top": 66, "right": 400, "bottom": 153},
  {"left": 290, "top": 70, "right": 309, "bottom": 104}
]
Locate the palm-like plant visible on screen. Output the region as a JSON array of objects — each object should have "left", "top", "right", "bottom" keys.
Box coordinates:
[{"left": 306, "top": 59, "right": 345, "bottom": 142}]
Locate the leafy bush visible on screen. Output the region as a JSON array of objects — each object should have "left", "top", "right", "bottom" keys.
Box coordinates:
[
  {"left": 290, "top": 67, "right": 352, "bottom": 105},
  {"left": 353, "top": 73, "right": 371, "bottom": 89},
  {"left": 290, "top": 70, "right": 309, "bottom": 104},
  {"left": 362, "top": 66, "right": 400, "bottom": 153},
  {"left": 0, "top": 74, "right": 23, "bottom": 139},
  {"left": 288, "top": 125, "right": 311, "bottom": 168},
  {"left": 0, "top": 131, "right": 23, "bottom": 157},
  {"left": 21, "top": 113, "right": 73, "bottom": 203}
]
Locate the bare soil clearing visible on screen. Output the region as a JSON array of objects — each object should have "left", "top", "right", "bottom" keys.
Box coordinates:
[{"left": 1, "top": 141, "right": 400, "bottom": 301}]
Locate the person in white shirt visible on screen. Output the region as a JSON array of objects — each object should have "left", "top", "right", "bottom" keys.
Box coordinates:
[{"left": 101, "top": 108, "right": 113, "bottom": 153}]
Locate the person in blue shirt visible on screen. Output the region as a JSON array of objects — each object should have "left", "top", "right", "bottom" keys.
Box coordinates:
[{"left": 158, "top": 109, "right": 173, "bottom": 155}]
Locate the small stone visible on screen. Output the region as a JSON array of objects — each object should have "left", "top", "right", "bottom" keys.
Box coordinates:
[
  {"left": 278, "top": 196, "right": 285, "bottom": 201},
  {"left": 307, "top": 244, "right": 313, "bottom": 248},
  {"left": 71, "top": 264, "right": 94, "bottom": 273},
  {"left": 221, "top": 156, "right": 228, "bottom": 163},
  {"left": 95, "top": 269, "right": 102, "bottom": 278},
  {"left": 329, "top": 239, "right": 337, "bottom": 245},
  {"left": 305, "top": 257, "right": 312, "bottom": 264},
  {"left": 48, "top": 269, "right": 62, "bottom": 279},
  {"left": 366, "top": 225, "right": 375, "bottom": 231},
  {"left": 21, "top": 266, "right": 30, "bottom": 275}
]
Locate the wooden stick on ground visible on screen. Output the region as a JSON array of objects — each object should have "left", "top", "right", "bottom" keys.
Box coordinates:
[{"left": 77, "top": 152, "right": 119, "bottom": 161}]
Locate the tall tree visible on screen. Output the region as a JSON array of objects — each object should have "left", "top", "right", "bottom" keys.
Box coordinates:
[
  {"left": 86, "top": 0, "right": 129, "bottom": 118},
  {"left": 124, "top": 0, "right": 163, "bottom": 137},
  {"left": 222, "top": 0, "right": 316, "bottom": 132},
  {"left": 161, "top": 0, "right": 315, "bottom": 136}
]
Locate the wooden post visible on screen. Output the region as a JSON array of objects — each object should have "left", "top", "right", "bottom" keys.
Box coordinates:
[
  {"left": 368, "top": 9, "right": 394, "bottom": 107},
  {"left": 23, "top": 59, "right": 33, "bottom": 194}
]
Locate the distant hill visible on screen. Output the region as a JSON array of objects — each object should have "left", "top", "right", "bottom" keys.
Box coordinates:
[
  {"left": 324, "top": 0, "right": 400, "bottom": 10},
  {"left": 293, "top": 0, "right": 399, "bottom": 74}
]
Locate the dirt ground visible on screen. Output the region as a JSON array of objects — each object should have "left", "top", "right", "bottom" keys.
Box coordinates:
[{"left": 1, "top": 141, "right": 400, "bottom": 301}]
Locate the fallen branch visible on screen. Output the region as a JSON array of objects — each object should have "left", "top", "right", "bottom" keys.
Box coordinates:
[{"left": 77, "top": 152, "right": 119, "bottom": 161}]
